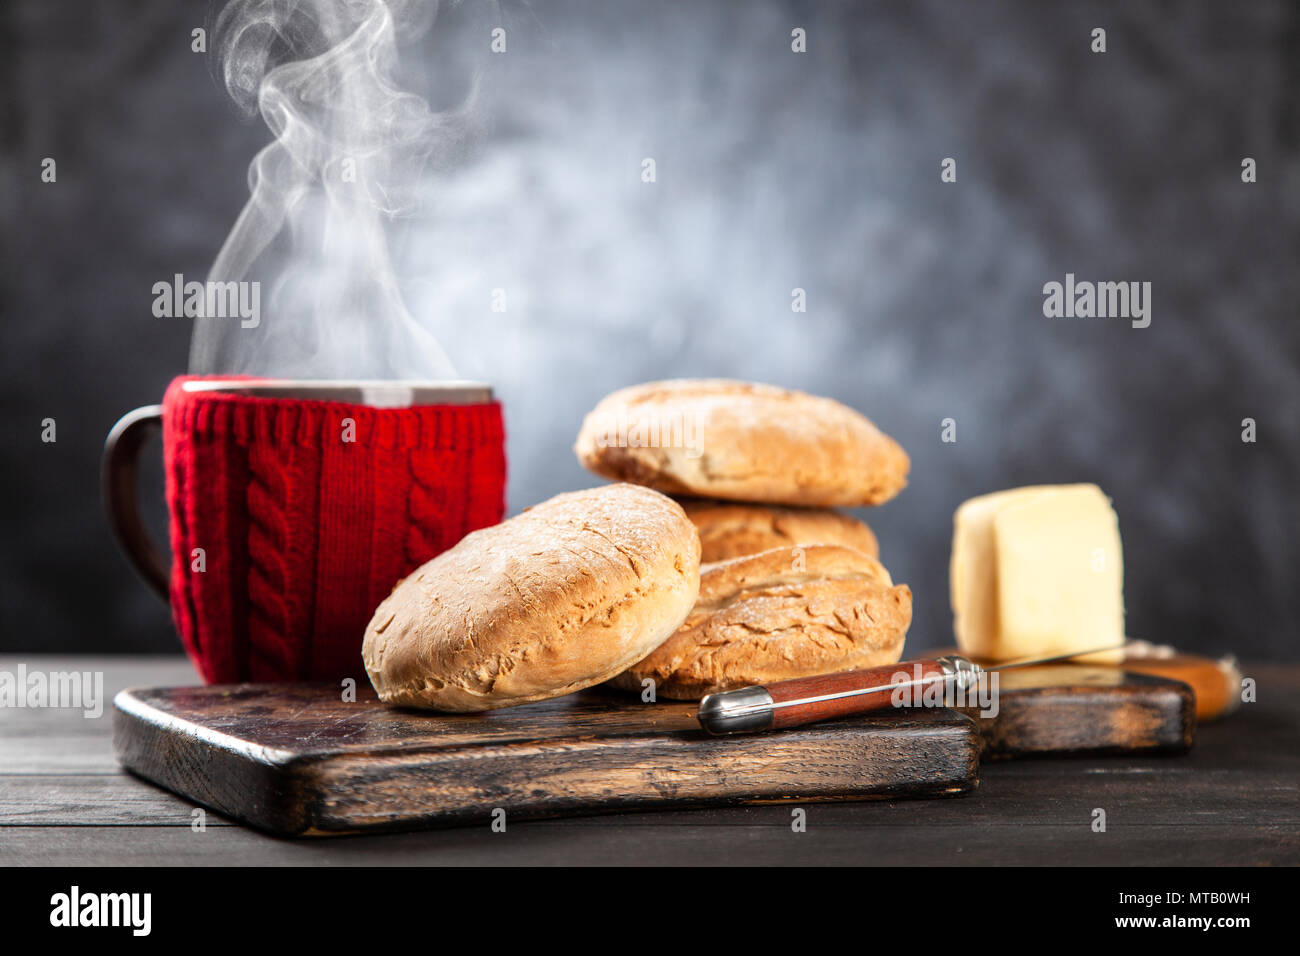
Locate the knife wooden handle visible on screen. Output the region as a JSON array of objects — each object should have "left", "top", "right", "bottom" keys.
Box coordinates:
[{"left": 767, "top": 659, "right": 950, "bottom": 729}]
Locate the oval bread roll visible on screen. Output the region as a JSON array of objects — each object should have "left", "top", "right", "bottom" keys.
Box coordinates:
[
  {"left": 680, "top": 499, "right": 879, "bottom": 563},
  {"left": 363, "top": 484, "right": 702, "bottom": 711},
  {"left": 610, "top": 544, "right": 911, "bottom": 700},
  {"left": 574, "top": 379, "right": 909, "bottom": 507}
]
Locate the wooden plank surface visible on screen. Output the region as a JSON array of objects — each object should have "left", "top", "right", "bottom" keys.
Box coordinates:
[{"left": 1, "top": 656, "right": 1297, "bottom": 865}]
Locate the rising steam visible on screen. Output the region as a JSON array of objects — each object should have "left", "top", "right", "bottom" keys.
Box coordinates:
[{"left": 190, "top": 0, "right": 480, "bottom": 379}]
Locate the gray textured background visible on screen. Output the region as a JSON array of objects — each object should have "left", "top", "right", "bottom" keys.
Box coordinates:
[{"left": 2, "top": 0, "right": 1297, "bottom": 659}]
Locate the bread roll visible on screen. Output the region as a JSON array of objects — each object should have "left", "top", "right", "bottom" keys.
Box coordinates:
[
  {"left": 363, "top": 484, "right": 701, "bottom": 711},
  {"left": 574, "top": 379, "right": 909, "bottom": 507},
  {"left": 680, "top": 499, "right": 879, "bottom": 562},
  {"left": 611, "top": 544, "right": 911, "bottom": 699}
]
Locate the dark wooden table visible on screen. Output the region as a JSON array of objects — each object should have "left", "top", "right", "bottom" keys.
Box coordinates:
[{"left": 2, "top": 656, "right": 1297, "bottom": 865}]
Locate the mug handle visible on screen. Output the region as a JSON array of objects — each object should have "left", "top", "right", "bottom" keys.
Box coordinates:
[{"left": 102, "top": 405, "right": 170, "bottom": 600}]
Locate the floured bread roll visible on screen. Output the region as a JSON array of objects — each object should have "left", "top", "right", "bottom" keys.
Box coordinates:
[
  {"left": 574, "top": 379, "right": 909, "bottom": 507},
  {"left": 363, "top": 484, "right": 701, "bottom": 711},
  {"left": 681, "top": 499, "right": 879, "bottom": 562},
  {"left": 610, "top": 544, "right": 911, "bottom": 700}
]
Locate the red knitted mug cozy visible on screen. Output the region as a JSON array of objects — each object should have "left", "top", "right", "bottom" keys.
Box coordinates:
[{"left": 161, "top": 377, "right": 506, "bottom": 683}]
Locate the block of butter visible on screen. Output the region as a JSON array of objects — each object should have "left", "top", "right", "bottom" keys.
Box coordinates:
[{"left": 951, "top": 484, "right": 1124, "bottom": 663}]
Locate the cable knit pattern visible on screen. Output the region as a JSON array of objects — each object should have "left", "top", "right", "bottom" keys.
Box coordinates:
[
  {"left": 246, "top": 441, "right": 295, "bottom": 680},
  {"left": 161, "top": 376, "right": 507, "bottom": 682}
]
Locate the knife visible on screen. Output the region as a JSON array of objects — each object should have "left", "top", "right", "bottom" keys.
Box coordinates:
[{"left": 696, "top": 643, "right": 1130, "bottom": 735}]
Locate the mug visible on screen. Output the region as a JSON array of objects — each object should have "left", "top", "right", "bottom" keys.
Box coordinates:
[{"left": 103, "top": 376, "right": 506, "bottom": 683}]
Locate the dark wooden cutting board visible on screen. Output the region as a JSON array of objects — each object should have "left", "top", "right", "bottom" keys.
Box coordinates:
[
  {"left": 112, "top": 667, "right": 1194, "bottom": 836},
  {"left": 957, "top": 664, "right": 1196, "bottom": 758},
  {"left": 113, "top": 684, "right": 979, "bottom": 836}
]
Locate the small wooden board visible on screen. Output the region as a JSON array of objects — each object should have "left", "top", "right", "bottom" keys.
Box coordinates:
[
  {"left": 113, "top": 685, "right": 979, "bottom": 836},
  {"left": 959, "top": 665, "right": 1196, "bottom": 759}
]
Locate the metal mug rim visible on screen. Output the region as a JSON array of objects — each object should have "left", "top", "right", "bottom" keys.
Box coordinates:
[{"left": 179, "top": 378, "right": 494, "bottom": 407}]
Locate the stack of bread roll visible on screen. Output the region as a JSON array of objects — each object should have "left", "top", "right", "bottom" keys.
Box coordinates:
[
  {"left": 362, "top": 379, "right": 912, "bottom": 711},
  {"left": 575, "top": 379, "right": 913, "bottom": 700}
]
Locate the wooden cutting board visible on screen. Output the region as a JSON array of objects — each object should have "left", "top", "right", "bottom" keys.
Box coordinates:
[
  {"left": 956, "top": 664, "right": 1196, "bottom": 758},
  {"left": 112, "top": 668, "right": 1194, "bottom": 836},
  {"left": 112, "top": 684, "right": 979, "bottom": 836}
]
